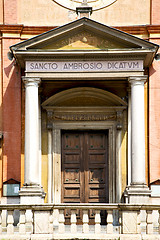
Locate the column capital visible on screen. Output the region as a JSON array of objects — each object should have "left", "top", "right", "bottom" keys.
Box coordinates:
[
  {"left": 128, "top": 75, "right": 148, "bottom": 85},
  {"left": 22, "top": 77, "right": 41, "bottom": 87}
]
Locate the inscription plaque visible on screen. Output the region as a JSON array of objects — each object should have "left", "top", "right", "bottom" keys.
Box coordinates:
[{"left": 26, "top": 60, "right": 143, "bottom": 72}]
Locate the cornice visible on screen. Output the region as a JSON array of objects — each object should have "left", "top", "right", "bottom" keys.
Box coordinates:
[
  {"left": 0, "top": 25, "right": 56, "bottom": 36},
  {"left": 146, "top": 25, "right": 160, "bottom": 34},
  {"left": 0, "top": 24, "right": 160, "bottom": 37},
  {"left": 0, "top": 24, "right": 24, "bottom": 34},
  {"left": 115, "top": 25, "right": 160, "bottom": 36},
  {"left": 115, "top": 26, "right": 149, "bottom": 36}
]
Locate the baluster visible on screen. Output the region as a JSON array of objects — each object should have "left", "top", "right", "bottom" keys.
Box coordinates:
[
  {"left": 25, "top": 209, "right": 33, "bottom": 234},
  {"left": 53, "top": 208, "right": 59, "bottom": 226},
  {"left": 71, "top": 209, "right": 77, "bottom": 234},
  {"left": 59, "top": 209, "right": 65, "bottom": 234},
  {"left": 83, "top": 209, "right": 89, "bottom": 233},
  {"left": 137, "top": 210, "right": 141, "bottom": 234},
  {"left": 146, "top": 210, "right": 153, "bottom": 234},
  {"left": 19, "top": 210, "right": 26, "bottom": 234},
  {"left": 7, "top": 210, "right": 14, "bottom": 234},
  {"left": 49, "top": 210, "right": 53, "bottom": 234},
  {"left": 106, "top": 210, "right": 113, "bottom": 234},
  {"left": 30, "top": 210, "right": 33, "bottom": 234},
  {"left": 95, "top": 210, "right": 101, "bottom": 234}
]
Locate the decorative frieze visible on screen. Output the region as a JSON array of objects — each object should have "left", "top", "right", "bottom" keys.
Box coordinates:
[
  {"left": 46, "top": 110, "right": 126, "bottom": 129},
  {"left": 48, "top": 112, "right": 117, "bottom": 122}
]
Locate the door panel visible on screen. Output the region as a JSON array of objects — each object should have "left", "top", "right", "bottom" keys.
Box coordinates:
[
  {"left": 61, "top": 130, "right": 108, "bottom": 223},
  {"left": 62, "top": 132, "right": 83, "bottom": 203},
  {"left": 86, "top": 132, "right": 108, "bottom": 204}
]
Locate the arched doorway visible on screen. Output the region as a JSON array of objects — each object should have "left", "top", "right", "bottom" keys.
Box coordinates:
[{"left": 42, "top": 87, "right": 127, "bottom": 204}]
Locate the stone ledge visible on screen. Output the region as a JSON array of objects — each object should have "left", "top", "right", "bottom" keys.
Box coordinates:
[{"left": 0, "top": 234, "right": 159, "bottom": 240}]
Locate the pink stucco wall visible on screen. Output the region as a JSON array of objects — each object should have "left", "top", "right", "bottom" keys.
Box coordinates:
[{"left": 149, "top": 37, "right": 160, "bottom": 183}]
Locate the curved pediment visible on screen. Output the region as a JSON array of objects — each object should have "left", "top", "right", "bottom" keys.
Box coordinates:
[{"left": 42, "top": 87, "right": 127, "bottom": 108}]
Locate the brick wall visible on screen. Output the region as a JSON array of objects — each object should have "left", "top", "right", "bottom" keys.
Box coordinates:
[{"left": 2, "top": 37, "right": 21, "bottom": 182}]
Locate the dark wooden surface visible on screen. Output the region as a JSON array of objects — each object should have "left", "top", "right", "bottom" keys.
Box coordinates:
[{"left": 61, "top": 130, "right": 108, "bottom": 224}]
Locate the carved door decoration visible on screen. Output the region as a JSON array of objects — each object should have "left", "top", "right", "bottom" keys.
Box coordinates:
[{"left": 61, "top": 130, "right": 108, "bottom": 224}]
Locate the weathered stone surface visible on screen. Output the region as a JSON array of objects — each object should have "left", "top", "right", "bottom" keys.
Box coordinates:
[
  {"left": 34, "top": 211, "right": 50, "bottom": 233},
  {"left": 122, "top": 211, "right": 138, "bottom": 234}
]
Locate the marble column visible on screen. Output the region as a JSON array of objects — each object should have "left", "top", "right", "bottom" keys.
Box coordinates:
[
  {"left": 125, "top": 76, "right": 151, "bottom": 203},
  {"left": 19, "top": 77, "right": 45, "bottom": 204},
  {"left": 127, "top": 88, "right": 131, "bottom": 186}
]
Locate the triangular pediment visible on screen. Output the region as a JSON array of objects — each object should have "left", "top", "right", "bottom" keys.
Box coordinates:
[
  {"left": 11, "top": 17, "right": 158, "bottom": 51},
  {"left": 10, "top": 17, "right": 158, "bottom": 68},
  {"left": 40, "top": 30, "right": 137, "bottom": 50}
]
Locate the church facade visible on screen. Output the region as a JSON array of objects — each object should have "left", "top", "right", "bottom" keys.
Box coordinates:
[
  {"left": 0, "top": 0, "right": 160, "bottom": 238},
  {"left": 9, "top": 16, "right": 159, "bottom": 205}
]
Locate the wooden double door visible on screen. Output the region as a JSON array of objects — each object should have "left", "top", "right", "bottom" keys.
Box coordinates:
[{"left": 61, "top": 130, "right": 109, "bottom": 207}]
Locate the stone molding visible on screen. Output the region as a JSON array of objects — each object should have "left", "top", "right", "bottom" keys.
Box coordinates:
[
  {"left": 124, "top": 184, "right": 151, "bottom": 203},
  {"left": 19, "top": 185, "right": 46, "bottom": 204},
  {"left": 1, "top": 24, "right": 160, "bottom": 36},
  {"left": 42, "top": 87, "right": 127, "bottom": 108}
]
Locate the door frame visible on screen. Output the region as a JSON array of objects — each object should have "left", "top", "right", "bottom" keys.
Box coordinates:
[{"left": 51, "top": 121, "right": 117, "bottom": 204}]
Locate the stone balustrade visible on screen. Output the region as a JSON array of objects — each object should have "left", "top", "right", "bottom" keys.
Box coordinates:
[{"left": 0, "top": 204, "right": 160, "bottom": 239}]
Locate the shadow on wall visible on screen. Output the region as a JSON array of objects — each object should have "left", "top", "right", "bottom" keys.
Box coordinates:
[{"left": 2, "top": 49, "right": 22, "bottom": 199}]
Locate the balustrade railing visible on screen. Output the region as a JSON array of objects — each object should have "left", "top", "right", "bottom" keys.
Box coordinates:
[{"left": 0, "top": 203, "right": 160, "bottom": 238}]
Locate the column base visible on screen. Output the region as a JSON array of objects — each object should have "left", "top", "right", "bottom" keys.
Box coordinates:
[
  {"left": 124, "top": 184, "right": 151, "bottom": 203},
  {"left": 19, "top": 185, "right": 46, "bottom": 204}
]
